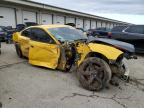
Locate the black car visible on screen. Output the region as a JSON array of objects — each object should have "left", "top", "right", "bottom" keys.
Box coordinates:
[
  {"left": 4, "top": 26, "right": 16, "bottom": 44},
  {"left": 108, "top": 25, "right": 128, "bottom": 38},
  {"left": 108, "top": 25, "right": 144, "bottom": 53},
  {"left": 16, "top": 22, "right": 38, "bottom": 32},
  {"left": 87, "top": 27, "right": 111, "bottom": 37}
]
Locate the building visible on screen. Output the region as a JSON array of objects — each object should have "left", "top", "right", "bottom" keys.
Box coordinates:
[{"left": 0, "top": 0, "right": 130, "bottom": 29}]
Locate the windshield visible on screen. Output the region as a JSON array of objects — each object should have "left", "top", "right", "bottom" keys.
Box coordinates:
[
  {"left": 48, "top": 27, "right": 87, "bottom": 42},
  {"left": 111, "top": 26, "right": 127, "bottom": 32}
]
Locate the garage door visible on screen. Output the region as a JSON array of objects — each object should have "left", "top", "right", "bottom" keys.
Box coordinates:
[
  {"left": 106, "top": 23, "right": 110, "bottom": 28},
  {"left": 110, "top": 23, "right": 113, "bottom": 28},
  {"left": 102, "top": 22, "right": 106, "bottom": 27},
  {"left": 54, "top": 15, "right": 65, "bottom": 24},
  {"left": 84, "top": 20, "right": 90, "bottom": 30},
  {"left": 97, "top": 21, "right": 101, "bottom": 28},
  {"left": 0, "top": 7, "right": 16, "bottom": 28},
  {"left": 76, "top": 18, "right": 83, "bottom": 28},
  {"left": 66, "top": 17, "right": 75, "bottom": 24},
  {"left": 41, "top": 14, "right": 52, "bottom": 25},
  {"left": 91, "top": 20, "right": 96, "bottom": 29},
  {"left": 22, "top": 11, "right": 36, "bottom": 23}
]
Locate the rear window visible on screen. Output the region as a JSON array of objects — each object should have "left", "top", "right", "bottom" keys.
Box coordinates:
[
  {"left": 111, "top": 26, "right": 127, "bottom": 32},
  {"left": 125, "top": 25, "right": 144, "bottom": 34},
  {"left": 96, "top": 28, "right": 106, "bottom": 31}
]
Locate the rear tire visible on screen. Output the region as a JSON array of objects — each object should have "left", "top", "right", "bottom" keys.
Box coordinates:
[
  {"left": 77, "top": 57, "right": 112, "bottom": 91},
  {"left": 15, "top": 43, "right": 23, "bottom": 58}
]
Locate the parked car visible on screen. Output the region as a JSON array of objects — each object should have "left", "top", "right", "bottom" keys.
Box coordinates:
[
  {"left": 66, "top": 23, "right": 76, "bottom": 27},
  {"left": 16, "top": 22, "right": 38, "bottom": 32},
  {"left": 87, "top": 27, "right": 111, "bottom": 37},
  {"left": 4, "top": 26, "right": 16, "bottom": 44},
  {"left": 13, "top": 25, "right": 135, "bottom": 91},
  {"left": 76, "top": 28, "right": 87, "bottom": 36},
  {"left": 108, "top": 25, "right": 128, "bottom": 38},
  {"left": 16, "top": 24, "right": 26, "bottom": 32},
  {"left": 25, "top": 22, "right": 38, "bottom": 27},
  {"left": 108, "top": 25, "right": 144, "bottom": 53},
  {"left": 0, "top": 26, "right": 7, "bottom": 42}
]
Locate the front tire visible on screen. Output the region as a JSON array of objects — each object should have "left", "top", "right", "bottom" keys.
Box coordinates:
[{"left": 77, "top": 57, "right": 112, "bottom": 91}]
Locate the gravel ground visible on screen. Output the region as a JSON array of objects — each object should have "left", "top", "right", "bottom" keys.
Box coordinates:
[{"left": 0, "top": 43, "right": 144, "bottom": 108}]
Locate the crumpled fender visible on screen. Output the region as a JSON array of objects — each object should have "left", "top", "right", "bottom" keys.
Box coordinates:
[{"left": 88, "top": 43, "right": 123, "bottom": 60}]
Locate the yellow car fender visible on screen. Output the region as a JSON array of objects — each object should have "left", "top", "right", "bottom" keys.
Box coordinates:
[
  {"left": 76, "top": 43, "right": 91, "bottom": 66},
  {"left": 88, "top": 43, "right": 123, "bottom": 60}
]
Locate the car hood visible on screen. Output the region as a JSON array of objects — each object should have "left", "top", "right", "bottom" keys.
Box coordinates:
[{"left": 88, "top": 36, "right": 135, "bottom": 53}]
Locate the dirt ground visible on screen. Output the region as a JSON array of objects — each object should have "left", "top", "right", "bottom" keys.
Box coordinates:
[{"left": 0, "top": 43, "right": 144, "bottom": 108}]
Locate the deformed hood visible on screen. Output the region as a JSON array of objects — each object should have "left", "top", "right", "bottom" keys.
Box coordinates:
[{"left": 88, "top": 36, "right": 135, "bottom": 53}]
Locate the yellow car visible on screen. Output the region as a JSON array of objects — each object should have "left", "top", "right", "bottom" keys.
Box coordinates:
[{"left": 13, "top": 25, "right": 135, "bottom": 91}]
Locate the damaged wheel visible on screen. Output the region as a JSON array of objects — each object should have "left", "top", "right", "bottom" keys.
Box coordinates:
[{"left": 77, "top": 57, "right": 112, "bottom": 91}]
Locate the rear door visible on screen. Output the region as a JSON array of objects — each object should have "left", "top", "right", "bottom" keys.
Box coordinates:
[
  {"left": 19, "top": 28, "right": 31, "bottom": 57},
  {"left": 29, "top": 28, "right": 60, "bottom": 69}
]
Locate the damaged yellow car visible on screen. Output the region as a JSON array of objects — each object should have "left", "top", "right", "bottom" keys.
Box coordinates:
[{"left": 13, "top": 25, "right": 136, "bottom": 91}]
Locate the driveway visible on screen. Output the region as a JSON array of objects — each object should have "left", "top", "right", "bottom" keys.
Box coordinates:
[{"left": 0, "top": 43, "right": 144, "bottom": 108}]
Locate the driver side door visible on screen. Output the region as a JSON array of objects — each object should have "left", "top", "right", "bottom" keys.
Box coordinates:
[{"left": 29, "top": 28, "right": 60, "bottom": 69}]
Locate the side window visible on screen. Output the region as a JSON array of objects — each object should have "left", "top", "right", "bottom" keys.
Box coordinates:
[
  {"left": 125, "top": 26, "right": 144, "bottom": 34},
  {"left": 21, "top": 29, "right": 31, "bottom": 37},
  {"left": 31, "top": 28, "right": 55, "bottom": 44}
]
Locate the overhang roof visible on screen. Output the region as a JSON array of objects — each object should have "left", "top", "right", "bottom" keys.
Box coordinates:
[{"left": 3, "top": 0, "right": 131, "bottom": 24}]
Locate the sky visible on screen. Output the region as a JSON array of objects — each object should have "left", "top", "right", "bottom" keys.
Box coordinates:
[{"left": 32, "top": 0, "right": 144, "bottom": 24}]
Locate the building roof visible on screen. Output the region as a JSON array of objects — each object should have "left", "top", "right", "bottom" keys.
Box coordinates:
[{"left": 3, "top": 0, "right": 131, "bottom": 24}]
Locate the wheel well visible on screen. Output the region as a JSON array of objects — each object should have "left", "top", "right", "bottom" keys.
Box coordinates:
[{"left": 86, "top": 52, "right": 109, "bottom": 63}]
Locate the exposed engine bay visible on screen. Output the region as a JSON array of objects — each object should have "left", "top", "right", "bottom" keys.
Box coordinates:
[
  {"left": 57, "top": 41, "right": 79, "bottom": 71},
  {"left": 57, "top": 40, "right": 90, "bottom": 71}
]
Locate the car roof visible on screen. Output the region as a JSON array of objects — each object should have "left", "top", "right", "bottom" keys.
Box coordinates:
[{"left": 29, "top": 24, "right": 70, "bottom": 29}]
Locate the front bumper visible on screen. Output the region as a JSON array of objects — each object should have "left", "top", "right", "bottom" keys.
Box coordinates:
[{"left": 122, "top": 61, "right": 130, "bottom": 81}]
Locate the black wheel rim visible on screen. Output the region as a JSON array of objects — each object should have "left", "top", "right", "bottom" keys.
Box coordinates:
[{"left": 80, "top": 62, "right": 105, "bottom": 90}]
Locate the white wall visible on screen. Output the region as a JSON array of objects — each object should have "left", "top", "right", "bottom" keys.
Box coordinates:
[
  {"left": 102, "top": 22, "right": 106, "bottom": 27},
  {"left": 97, "top": 21, "right": 101, "bottom": 28},
  {"left": 53, "top": 15, "right": 65, "bottom": 24},
  {"left": 0, "top": 5, "right": 125, "bottom": 28},
  {"left": 84, "top": 19, "right": 90, "bottom": 30},
  {"left": 66, "top": 17, "right": 75, "bottom": 24},
  {"left": 22, "top": 11, "right": 36, "bottom": 23},
  {"left": 41, "top": 14, "right": 52, "bottom": 24},
  {"left": 91, "top": 20, "right": 96, "bottom": 29},
  {"left": 0, "top": 7, "right": 16, "bottom": 28},
  {"left": 76, "top": 18, "right": 83, "bottom": 28}
]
